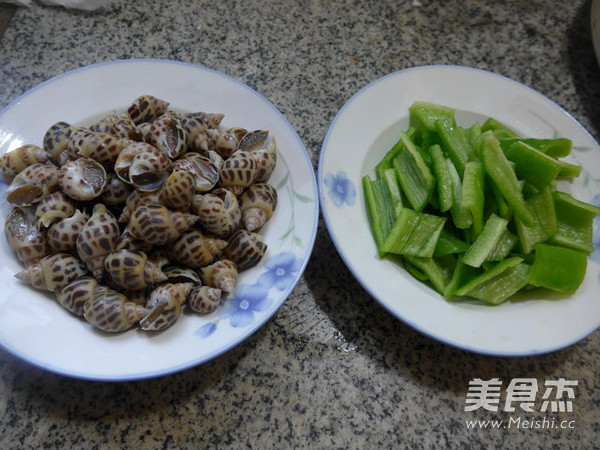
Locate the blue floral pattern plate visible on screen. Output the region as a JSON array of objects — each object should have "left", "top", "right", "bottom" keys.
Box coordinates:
[
  {"left": 0, "top": 60, "right": 318, "bottom": 380},
  {"left": 319, "top": 65, "right": 600, "bottom": 356}
]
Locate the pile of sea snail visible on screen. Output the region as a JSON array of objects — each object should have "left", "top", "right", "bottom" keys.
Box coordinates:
[{"left": 2, "top": 95, "right": 278, "bottom": 333}]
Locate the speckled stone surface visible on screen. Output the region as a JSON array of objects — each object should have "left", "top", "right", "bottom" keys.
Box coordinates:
[{"left": 1, "top": 0, "right": 600, "bottom": 448}]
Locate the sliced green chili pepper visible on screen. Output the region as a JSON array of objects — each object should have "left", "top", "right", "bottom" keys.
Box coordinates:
[
  {"left": 462, "top": 214, "right": 509, "bottom": 268},
  {"left": 500, "top": 137, "right": 572, "bottom": 158},
  {"left": 392, "top": 132, "right": 435, "bottom": 212},
  {"left": 479, "top": 131, "right": 535, "bottom": 226},
  {"left": 444, "top": 259, "right": 482, "bottom": 298},
  {"left": 461, "top": 261, "right": 530, "bottom": 305},
  {"left": 481, "top": 117, "right": 519, "bottom": 139},
  {"left": 429, "top": 144, "right": 454, "bottom": 212},
  {"left": 404, "top": 255, "right": 452, "bottom": 295},
  {"left": 515, "top": 186, "right": 557, "bottom": 254},
  {"left": 461, "top": 160, "right": 485, "bottom": 237},
  {"left": 382, "top": 207, "right": 446, "bottom": 258},
  {"left": 383, "top": 168, "right": 404, "bottom": 217},
  {"left": 500, "top": 140, "right": 562, "bottom": 189},
  {"left": 556, "top": 160, "right": 582, "bottom": 178},
  {"left": 549, "top": 191, "right": 600, "bottom": 253},
  {"left": 486, "top": 229, "right": 518, "bottom": 262},
  {"left": 528, "top": 243, "right": 587, "bottom": 294},
  {"left": 409, "top": 101, "right": 456, "bottom": 133},
  {"left": 435, "top": 118, "right": 473, "bottom": 175},
  {"left": 447, "top": 158, "right": 472, "bottom": 229},
  {"left": 362, "top": 175, "right": 396, "bottom": 256},
  {"left": 453, "top": 257, "right": 528, "bottom": 304},
  {"left": 434, "top": 229, "right": 470, "bottom": 257}
]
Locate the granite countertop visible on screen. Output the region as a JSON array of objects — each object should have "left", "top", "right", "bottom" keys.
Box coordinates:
[{"left": 1, "top": 1, "right": 599, "bottom": 448}]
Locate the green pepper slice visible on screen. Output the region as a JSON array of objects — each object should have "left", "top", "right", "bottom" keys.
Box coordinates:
[{"left": 528, "top": 243, "right": 587, "bottom": 294}]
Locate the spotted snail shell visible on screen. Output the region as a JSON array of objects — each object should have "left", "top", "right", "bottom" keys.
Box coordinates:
[
  {"left": 55, "top": 276, "right": 99, "bottom": 316},
  {"left": 161, "top": 169, "right": 196, "bottom": 212},
  {"left": 187, "top": 285, "right": 222, "bottom": 314},
  {"left": 0, "top": 145, "right": 50, "bottom": 179},
  {"left": 43, "top": 121, "right": 73, "bottom": 165},
  {"left": 76, "top": 203, "right": 120, "bottom": 280},
  {"left": 6, "top": 163, "right": 60, "bottom": 207},
  {"left": 199, "top": 259, "right": 238, "bottom": 292},
  {"left": 145, "top": 113, "right": 188, "bottom": 159},
  {"left": 162, "top": 265, "right": 202, "bottom": 285},
  {"left": 34, "top": 191, "right": 76, "bottom": 229},
  {"left": 101, "top": 174, "right": 133, "bottom": 206},
  {"left": 110, "top": 116, "right": 144, "bottom": 141},
  {"left": 91, "top": 112, "right": 143, "bottom": 142},
  {"left": 114, "top": 141, "right": 151, "bottom": 184},
  {"left": 218, "top": 150, "right": 257, "bottom": 195},
  {"left": 5, "top": 206, "right": 50, "bottom": 266},
  {"left": 239, "top": 130, "right": 277, "bottom": 183},
  {"left": 222, "top": 229, "right": 267, "bottom": 270},
  {"left": 58, "top": 157, "right": 108, "bottom": 201},
  {"left": 181, "top": 111, "right": 224, "bottom": 153},
  {"left": 168, "top": 229, "right": 228, "bottom": 269},
  {"left": 239, "top": 183, "right": 278, "bottom": 232},
  {"left": 211, "top": 127, "right": 247, "bottom": 159},
  {"left": 127, "top": 95, "right": 170, "bottom": 125},
  {"left": 14, "top": 253, "right": 88, "bottom": 292},
  {"left": 104, "top": 249, "right": 167, "bottom": 291},
  {"left": 113, "top": 225, "right": 153, "bottom": 254},
  {"left": 128, "top": 145, "right": 172, "bottom": 192},
  {"left": 172, "top": 153, "right": 219, "bottom": 193},
  {"left": 192, "top": 188, "right": 241, "bottom": 238},
  {"left": 118, "top": 189, "right": 163, "bottom": 223},
  {"left": 67, "top": 128, "right": 124, "bottom": 166},
  {"left": 139, "top": 282, "right": 194, "bottom": 331},
  {"left": 47, "top": 209, "right": 90, "bottom": 253},
  {"left": 128, "top": 204, "right": 198, "bottom": 245},
  {"left": 83, "top": 286, "right": 150, "bottom": 332}
]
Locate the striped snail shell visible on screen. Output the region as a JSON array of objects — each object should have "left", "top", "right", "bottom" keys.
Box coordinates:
[
  {"left": 43, "top": 121, "right": 74, "bottom": 165},
  {"left": 222, "top": 229, "right": 267, "bottom": 270},
  {"left": 5, "top": 206, "right": 50, "bottom": 266},
  {"left": 14, "top": 253, "right": 88, "bottom": 292},
  {"left": 104, "top": 249, "right": 167, "bottom": 291},
  {"left": 128, "top": 204, "right": 198, "bottom": 245},
  {"left": 67, "top": 128, "right": 124, "bottom": 166},
  {"left": 168, "top": 229, "right": 228, "bottom": 269},
  {"left": 0, "top": 144, "right": 50, "bottom": 178},
  {"left": 198, "top": 259, "right": 238, "bottom": 292},
  {"left": 47, "top": 209, "right": 90, "bottom": 253},
  {"left": 76, "top": 203, "right": 120, "bottom": 280},
  {"left": 6, "top": 163, "right": 59, "bottom": 207},
  {"left": 160, "top": 169, "right": 196, "bottom": 212},
  {"left": 187, "top": 286, "right": 222, "bottom": 314},
  {"left": 192, "top": 188, "right": 241, "bottom": 238},
  {"left": 139, "top": 282, "right": 194, "bottom": 331},
  {"left": 127, "top": 95, "right": 170, "bottom": 125},
  {"left": 58, "top": 157, "right": 107, "bottom": 201},
  {"left": 218, "top": 150, "right": 257, "bottom": 195},
  {"left": 55, "top": 276, "right": 99, "bottom": 316},
  {"left": 239, "top": 183, "right": 278, "bottom": 232},
  {"left": 83, "top": 286, "right": 150, "bottom": 332}
]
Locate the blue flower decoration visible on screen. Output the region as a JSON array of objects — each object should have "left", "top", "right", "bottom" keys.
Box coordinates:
[
  {"left": 324, "top": 170, "right": 356, "bottom": 207},
  {"left": 221, "top": 283, "right": 271, "bottom": 328},
  {"left": 258, "top": 252, "right": 301, "bottom": 291},
  {"left": 195, "top": 322, "right": 217, "bottom": 338}
]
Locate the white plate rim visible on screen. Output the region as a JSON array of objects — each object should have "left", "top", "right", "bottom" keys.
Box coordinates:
[
  {"left": 0, "top": 59, "right": 319, "bottom": 380},
  {"left": 318, "top": 64, "right": 600, "bottom": 357}
]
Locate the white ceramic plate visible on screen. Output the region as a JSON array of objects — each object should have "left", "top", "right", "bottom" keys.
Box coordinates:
[
  {"left": 319, "top": 65, "right": 600, "bottom": 356},
  {"left": 0, "top": 59, "right": 318, "bottom": 380}
]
